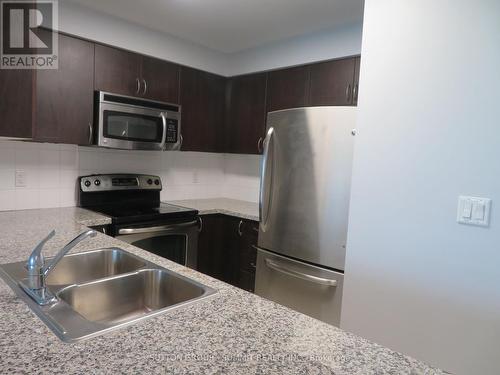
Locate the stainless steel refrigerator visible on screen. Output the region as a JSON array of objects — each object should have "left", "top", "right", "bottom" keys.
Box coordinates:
[{"left": 255, "top": 106, "right": 356, "bottom": 326}]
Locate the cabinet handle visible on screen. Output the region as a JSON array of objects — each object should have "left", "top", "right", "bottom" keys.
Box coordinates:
[
  {"left": 197, "top": 216, "right": 203, "bottom": 233},
  {"left": 135, "top": 78, "right": 141, "bottom": 95},
  {"left": 177, "top": 134, "right": 183, "bottom": 150},
  {"left": 238, "top": 220, "right": 243, "bottom": 236},
  {"left": 257, "top": 137, "right": 264, "bottom": 153},
  {"left": 142, "top": 79, "right": 147, "bottom": 96},
  {"left": 345, "top": 84, "right": 352, "bottom": 102},
  {"left": 88, "top": 123, "right": 93, "bottom": 144}
]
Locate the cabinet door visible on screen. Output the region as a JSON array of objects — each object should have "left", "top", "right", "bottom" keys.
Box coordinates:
[
  {"left": 35, "top": 33, "right": 94, "bottom": 144},
  {"left": 225, "top": 73, "right": 267, "bottom": 154},
  {"left": 232, "top": 218, "right": 258, "bottom": 292},
  {"left": 141, "top": 56, "right": 179, "bottom": 103},
  {"left": 238, "top": 220, "right": 258, "bottom": 292},
  {"left": 179, "top": 67, "right": 225, "bottom": 152},
  {"left": 309, "top": 57, "right": 357, "bottom": 106},
  {"left": 197, "top": 215, "right": 233, "bottom": 282},
  {"left": 267, "top": 65, "right": 310, "bottom": 112},
  {"left": 94, "top": 44, "right": 141, "bottom": 97},
  {"left": 353, "top": 56, "right": 361, "bottom": 106},
  {"left": 0, "top": 69, "right": 33, "bottom": 138}
]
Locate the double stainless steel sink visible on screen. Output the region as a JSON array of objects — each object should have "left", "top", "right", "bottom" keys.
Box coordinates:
[{"left": 0, "top": 248, "right": 216, "bottom": 342}]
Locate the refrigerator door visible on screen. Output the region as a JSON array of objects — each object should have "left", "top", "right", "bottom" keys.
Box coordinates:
[
  {"left": 255, "top": 248, "right": 344, "bottom": 326},
  {"left": 259, "top": 107, "right": 356, "bottom": 271}
]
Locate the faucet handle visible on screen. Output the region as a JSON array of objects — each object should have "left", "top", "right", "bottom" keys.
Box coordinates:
[{"left": 26, "top": 230, "right": 56, "bottom": 272}]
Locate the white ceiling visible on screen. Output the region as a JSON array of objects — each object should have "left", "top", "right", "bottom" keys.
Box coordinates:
[{"left": 68, "top": 0, "right": 364, "bottom": 53}]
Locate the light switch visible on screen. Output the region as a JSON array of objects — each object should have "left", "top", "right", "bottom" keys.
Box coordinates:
[
  {"left": 457, "top": 196, "right": 491, "bottom": 227},
  {"left": 472, "top": 201, "right": 485, "bottom": 220},
  {"left": 462, "top": 199, "right": 472, "bottom": 219}
]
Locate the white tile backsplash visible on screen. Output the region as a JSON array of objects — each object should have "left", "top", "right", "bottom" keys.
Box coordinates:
[{"left": 0, "top": 140, "right": 261, "bottom": 211}]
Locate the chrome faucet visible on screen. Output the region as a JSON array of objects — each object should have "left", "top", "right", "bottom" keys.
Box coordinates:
[{"left": 20, "top": 229, "right": 97, "bottom": 305}]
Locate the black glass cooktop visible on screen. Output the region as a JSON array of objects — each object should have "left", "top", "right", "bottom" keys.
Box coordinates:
[{"left": 90, "top": 203, "right": 198, "bottom": 224}]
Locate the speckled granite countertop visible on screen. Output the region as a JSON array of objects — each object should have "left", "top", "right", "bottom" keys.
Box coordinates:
[
  {"left": 0, "top": 207, "right": 445, "bottom": 374},
  {"left": 165, "top": 198, "right": 259, "bottom": 221}
]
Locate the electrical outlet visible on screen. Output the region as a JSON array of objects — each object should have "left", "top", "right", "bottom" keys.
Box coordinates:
[{"left": 15, "top": 170, "right": 27, "bottom": 187}]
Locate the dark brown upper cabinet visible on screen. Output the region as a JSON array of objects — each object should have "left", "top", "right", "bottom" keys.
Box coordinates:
[
  {"left": 95, "top": 44, "right": 179, "bottom": 103},
  {"left": 141, "top": 56, "right": 179, "bottom": 103},
  {"left": 353, "top": 56, "right": 361, "bottom": 106},
  {"left": 34, "top": 33, "right": 94, "bottom": 145},
  {"left": 0, "top": 69, "right": 33, "bottom": 139},
  {"left": 267, "top": 65, "right": 310, "bottom": 112},
  {"left": 179, "top": 67, "right": 225, "bottom": 152},
  {"left": 309, "top": 57, "right": 358, "bottom": 106},
  {"left": 225, "top": 72, "right": 268, "bottom": 154},
  {"left": 94, "top": 44, "right": 141, "bottom": 97}
]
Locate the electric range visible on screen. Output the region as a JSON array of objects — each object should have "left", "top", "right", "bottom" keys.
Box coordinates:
[{"left": 78, "top": 173, "right": 200, "bottom": 268}]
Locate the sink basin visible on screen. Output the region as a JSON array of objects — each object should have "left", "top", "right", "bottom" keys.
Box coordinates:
[
  {"left": 46, "top": 248, "right": 146, "bottom": 286},
  {"left": 58, "top": 269, "right": 206, "bottom": 325},
  {"left": 0, "top": 248, "right": 216, "bottom": 342}
]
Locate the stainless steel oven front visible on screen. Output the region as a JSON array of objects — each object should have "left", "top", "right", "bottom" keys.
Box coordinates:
[
  {"left": 114, "top": 218, "right": 200, "bottom": 269},
  {"left": 95, "top": 91, "right": 182, "bottom": 151}
]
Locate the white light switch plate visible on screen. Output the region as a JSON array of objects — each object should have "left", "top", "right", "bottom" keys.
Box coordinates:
[{"left": 457, "top": 196, "right": 491, "bottom": 227}]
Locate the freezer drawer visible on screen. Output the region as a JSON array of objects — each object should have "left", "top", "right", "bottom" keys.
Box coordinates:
[{"left": 255, "top": 248, "right": 344, "bottom": 326}]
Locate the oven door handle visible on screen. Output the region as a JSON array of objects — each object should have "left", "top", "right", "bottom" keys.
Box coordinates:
[
  {"left": 118, "top": 220, "right": 198, "bottom": 235},
  {"left": 159, "top": 112, "right": 167, "bottom": 150}
]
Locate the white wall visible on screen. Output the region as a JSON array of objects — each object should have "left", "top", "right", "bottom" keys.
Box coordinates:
[
  {"left": 341, "top": 1, "right": 500, "bottom": 374},
  {"left": 58, "top": 1, "right": 228, "bottom": 75},
  {"left": 0, "top": 141, "right": 260, "bottom": 211},
  {"left": 226, "top": 22, "right": 363, "bottom": 76},
  {"left": 58, "top": 1, "right": 362, "bottom": 77}
]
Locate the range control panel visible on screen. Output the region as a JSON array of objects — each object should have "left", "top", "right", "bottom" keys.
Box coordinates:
[{"left": 80, "top": 174, "right": 162, "bottom": 192}]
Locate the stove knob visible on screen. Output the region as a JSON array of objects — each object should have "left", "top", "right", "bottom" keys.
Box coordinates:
[
  {"left": 84, "top": 180, "right": 91, "bottom": 187},
  {"left": 154, "top": 179, "right": 160, "bottom": 185},
  {"left": 94, "top": 179, "right": 101, "bottom": 186},
  {"left": 147, "top": 179, "right": 153, "bottom": 185}
]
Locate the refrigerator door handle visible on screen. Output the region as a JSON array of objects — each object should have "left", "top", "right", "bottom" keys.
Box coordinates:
[
  {"left": 264, "top": 257, "right": 338, "bottom": 287},
  {"left": 259, "top": 127, "right": 274, "bottom": 225}
]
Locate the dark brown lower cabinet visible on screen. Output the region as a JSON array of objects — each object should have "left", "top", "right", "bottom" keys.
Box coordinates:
[
  {"left": 197, "top": 215, "right": 231, "bottom": 282},
  {"left": 197, "top": 215, "right": 258, "bottom": 292}
]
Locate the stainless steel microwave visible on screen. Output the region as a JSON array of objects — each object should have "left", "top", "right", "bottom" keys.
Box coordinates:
[{"left": 94, "top": 91, "right": 182, "bottom": 151}]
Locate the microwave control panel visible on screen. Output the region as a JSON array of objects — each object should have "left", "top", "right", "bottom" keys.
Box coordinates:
[{"left": 166, "top": 119, "right": 178, "bottom": 143}]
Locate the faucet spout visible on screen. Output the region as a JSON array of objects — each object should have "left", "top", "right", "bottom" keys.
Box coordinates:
[
  {"left": 20, "top": 229, "right": 98, "bottom": 305},
  {"left": 43, "top": 229, "right": 97, "bottom": 278}
]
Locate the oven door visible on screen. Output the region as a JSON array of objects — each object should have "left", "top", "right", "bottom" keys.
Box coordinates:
[
  {"left": 97, "top": 102, "right": 180, "bottom": 151},
  {"left": 114, "top": 219, "right": 199, "bottom": 268}
]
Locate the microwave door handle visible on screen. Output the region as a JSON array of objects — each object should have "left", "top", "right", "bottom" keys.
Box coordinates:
[{"left": 160, "top": 112, "right": 167, "bottom": 150}]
